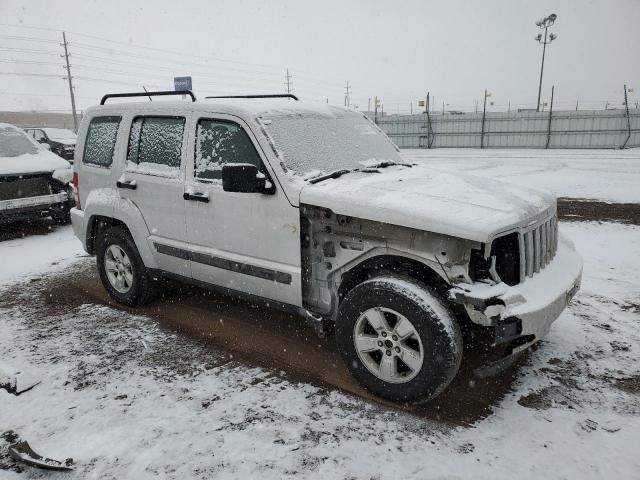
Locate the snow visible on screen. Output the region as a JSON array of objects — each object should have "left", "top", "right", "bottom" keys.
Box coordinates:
[
  {"left": 259, "top": 106, "right": 400, "bottom": 176},
  {"left": 300, "top": 164, "right": 556, "bottom": 242},
  {"left": 1, "top": 123, "right": 72, "bottom": 175},
  {"left": 0, "top": 225, "right": 85, "bottom": 286},
  {"left": 41, "top": 128, "right": 77, "bottom": 144},
  {"left": 402, "top": 148, "right": 640, "bottom": 203},
  {"left": 1, "top": 221, "right": 638, "bottom": 478}
]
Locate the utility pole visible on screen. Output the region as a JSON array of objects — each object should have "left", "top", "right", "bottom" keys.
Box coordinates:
[
  {"left": 534, "top": 14, "right": 558, "bottom": 112},
  {"left": 368, "top": 97, "right": 371, "bottom": 112},
  {"left": 61, "top": 31, "right": 78, "bottom": 132},
  {"left": 344, "top": 80, "right": 351, "bottom": 107},
  {"left": 285, "top": 68, "right": 292, "bottom": 94}
]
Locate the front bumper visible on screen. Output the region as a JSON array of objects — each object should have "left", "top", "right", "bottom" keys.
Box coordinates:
[
  {"left": 450, "top": 233, "right": 583, "bottom": 354},
  {"left": 0, "top": 192, "right": 71, "bottom": 220}
]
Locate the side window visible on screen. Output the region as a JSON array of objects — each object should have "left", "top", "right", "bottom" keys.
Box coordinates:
[
  {"left": 195, "top": 119, "right": 262, "bottom": 181},
  {"left": 127, "top": 116, "right": 185, "bottom": 170},
  {"left": 83, "top": 116, "right": 121, "bottom": 167}
]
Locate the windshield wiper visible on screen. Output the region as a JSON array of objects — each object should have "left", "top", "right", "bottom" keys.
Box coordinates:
[
  {"left": 361, "top": 160, "right": 412, "bottom": 169},
  {"left": 307, "top": 161, "right": 412, "bottom": 184},
  {"left": 308, "top": 168, "right": 358, "bottom": 184}
]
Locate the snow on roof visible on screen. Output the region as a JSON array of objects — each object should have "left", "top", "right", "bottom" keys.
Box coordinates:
[{"left": 84, "top": 98, "right": 353, "bottom": 120}]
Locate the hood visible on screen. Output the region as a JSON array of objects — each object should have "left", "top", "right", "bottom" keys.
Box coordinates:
[
  {"left": 299, "top": 165, "right": 556, "bottom": 242},
  {"left": 1, "top": 150, "right": 72, "bottom": 178},
  {"left": 42, "top": 129, "right": 77, "bottom": 144}
]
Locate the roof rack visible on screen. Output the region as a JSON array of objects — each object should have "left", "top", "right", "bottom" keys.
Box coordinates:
[
  {"left": 205, "top": 94, "right": 299, "bottom": 101},
  {"left": 100, "top": 90, "right": 196, "bottom": 105}
]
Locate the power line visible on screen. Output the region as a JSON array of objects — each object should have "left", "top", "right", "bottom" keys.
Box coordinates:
[{"left": 1, "top": 23, "right": 346, "bottom": 90}]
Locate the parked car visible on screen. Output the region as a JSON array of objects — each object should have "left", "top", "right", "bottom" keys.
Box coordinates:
[
  {"left": 70, "top": 91, "right": 583, "bottom": 403},
  {"left": 25, "top": 127, "right": 76, "bottom": 162},
  {"left": 0, "top": 123, "right": 74, "bottom": 224}
]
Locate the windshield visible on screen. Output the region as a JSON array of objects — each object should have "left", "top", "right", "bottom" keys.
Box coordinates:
[
  {"left": 259, "top": 106, "right": 402, "bottom": 177},
  {"left": 42, "top": 128, "right": 77, "bottom": 143},
  {"left": 0, "top": 125, "right": 39, "bottom": 157}
]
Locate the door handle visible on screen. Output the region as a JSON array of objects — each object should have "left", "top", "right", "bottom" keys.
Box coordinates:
[
  {"left": 183, "top": 192, "right": 210, "bottom": 203},
  {"left": 117, "top": 180, "right": 137, "bottom": 190}
]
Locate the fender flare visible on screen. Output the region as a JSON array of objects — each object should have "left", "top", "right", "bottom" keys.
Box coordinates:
[{"left": 83, "top": 188, "right": 158, "bottom": 269}]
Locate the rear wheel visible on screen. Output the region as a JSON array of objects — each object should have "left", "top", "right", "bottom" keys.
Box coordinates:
[
  {"left": 336, "top": 275, "right": 462, "bottom": 403},
  {"left": 96, "top": 226, "right": 157, "bottom": 306}
]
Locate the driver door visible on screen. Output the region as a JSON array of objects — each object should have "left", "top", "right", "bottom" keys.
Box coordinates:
[{"left": 183, "top": 115, "right": 302, "bottom": 307}]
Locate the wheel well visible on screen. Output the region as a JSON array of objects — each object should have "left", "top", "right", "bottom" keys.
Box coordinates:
[
  {"left": 86, "top": 215, "right": 130, "bottom": 254},
  {"left": 337, "top": 255, "right": 450, "bottom": 303},
  {"left": 336, "top": 254, "right": 475, "bottom": 340}
]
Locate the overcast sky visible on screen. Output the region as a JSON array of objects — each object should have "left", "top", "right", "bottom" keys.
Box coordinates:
[{"left": 1, "top": 0, "right": 638, "bottom": 114}]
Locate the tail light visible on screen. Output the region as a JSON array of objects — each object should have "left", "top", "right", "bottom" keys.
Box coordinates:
[{"left": 73, "top": 172, "right": 81, "bottom": 209}]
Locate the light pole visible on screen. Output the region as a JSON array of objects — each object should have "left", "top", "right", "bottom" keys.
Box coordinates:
[{"left": 534, "top": 13, "right": 557, "bottom": 112}]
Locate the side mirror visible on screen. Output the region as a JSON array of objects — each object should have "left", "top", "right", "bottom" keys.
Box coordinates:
[
  {"left": 41, "top": 143, "right": 51, "bottom": 151},
  {"left": 222, "top": 164, "right": 275, "bottom": 194}
]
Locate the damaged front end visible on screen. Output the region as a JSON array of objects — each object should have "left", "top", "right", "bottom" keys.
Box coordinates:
[
  {"left": 449, "top": 220, "right": 583, "bottom": 373},
  {"left": 0, "top": 172, "right": 73, "bottom": 222}
]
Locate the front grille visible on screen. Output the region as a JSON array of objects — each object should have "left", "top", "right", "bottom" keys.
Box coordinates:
[
  {"left": 523, "top": 213, "right": 558, "bottom": 278},
  {"left": 490, "top": 211, "right": 558, "bottom": 285},
  {"left": 0, "top": 176, "right": 52, "bottom": 201}
]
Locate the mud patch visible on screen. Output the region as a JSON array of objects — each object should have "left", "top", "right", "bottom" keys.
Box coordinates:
[
  {"left": 615, "top": 376, "right": 640, "bottom": 395},
  {"left": 558, "top": 198, "right": 640, "bottom": 225},
  {"left": 0, "top": 260, "right": 522, "bottom": 426}
]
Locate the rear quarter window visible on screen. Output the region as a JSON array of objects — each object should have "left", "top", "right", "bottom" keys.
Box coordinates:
[{"left": 83, "top": 116, "right": 121, "bottom": 167}]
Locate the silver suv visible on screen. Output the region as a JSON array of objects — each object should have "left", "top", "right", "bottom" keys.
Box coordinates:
[{"left": 71, "top": 91, "right": 583, "bottom": 403}]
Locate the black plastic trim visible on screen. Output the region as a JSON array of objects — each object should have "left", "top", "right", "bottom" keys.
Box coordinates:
[
  {"left": 205, "top": 94, "right": 298, "bottom": 101},
  {"left": 153, "top": 242, "right": 292, "bottom": 285},
  {"left": 100, "top": 90, "right": 196, "bottom": 105}
]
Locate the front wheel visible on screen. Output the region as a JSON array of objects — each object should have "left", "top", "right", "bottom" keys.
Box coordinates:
[{"left": 336, "top": 275, "right": 463, "bottom": 403}]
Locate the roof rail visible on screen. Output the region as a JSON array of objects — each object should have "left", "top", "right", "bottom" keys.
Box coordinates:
[
  {"left": 205, "top": 94, "right": 299, "bottom": 101},
  {"left": 100, "top": 90, "right": 196, "bottom": 105}
]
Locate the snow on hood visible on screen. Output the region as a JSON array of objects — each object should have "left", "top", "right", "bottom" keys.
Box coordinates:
[
  {"left": 299, "top": 165, "right": 556, "bottom": 242},
  {"left": 42, "top": 128, "right": 76, "bottom": 144},
  {"left": 1, "top": 151, "right": 72, "bottom": 178}
]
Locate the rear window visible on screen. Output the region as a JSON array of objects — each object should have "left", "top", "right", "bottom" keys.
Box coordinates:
[
  {"left": 83, "top": 116, "right": 121, "bottom": 167},
  {"left": 127, "top": 116, "right": 185, "bottom": 172}
]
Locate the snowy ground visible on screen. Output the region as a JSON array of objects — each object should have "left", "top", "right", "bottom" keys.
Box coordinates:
[
  {"left": 402, "top": 148, "right": 640, "bottom": 203},
  {"left": 0, "top": 220, "right": 639, "bottom": 479}
]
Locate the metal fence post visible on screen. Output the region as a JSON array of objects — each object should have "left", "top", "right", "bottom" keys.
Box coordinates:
[
  {"left": 546, "top": 86, "right": 554, "bottom": 148},
  {"left": 480, "top": 90, "right": 487, "bottom": 148},
  {"left": 621, "top": 85, "right": 631, "bottom": 149}
]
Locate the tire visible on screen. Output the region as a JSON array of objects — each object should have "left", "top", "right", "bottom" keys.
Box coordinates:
[
  {"left": 336, "top": 275, "right": 463, "bottom": 403},
  {"left": 96, "top": 226, "right": 157, "bottom": 306}
]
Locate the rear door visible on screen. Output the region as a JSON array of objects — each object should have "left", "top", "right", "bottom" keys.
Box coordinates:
[
  {"left": 183, "top": 114, "right": 302, "bottom": 307},
  {"left": 116, "top": 112, "right": 191, "bottom": 278}
]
